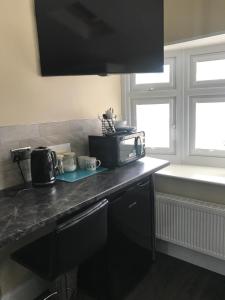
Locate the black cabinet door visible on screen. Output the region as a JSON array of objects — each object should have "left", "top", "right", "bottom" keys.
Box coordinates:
[
  {"left": 109, "top": 179, "right": 152, "bottom": 250},
  {"left": 107, "top": 178, "right": 153, "bottom": 300},
  {"left": 78, "top": 176, "right": 155, "bottom": 300}
]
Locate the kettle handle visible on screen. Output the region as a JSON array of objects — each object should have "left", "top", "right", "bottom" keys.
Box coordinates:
[{"left": 50, "top": 151, "right": 58, "bottom": 174}]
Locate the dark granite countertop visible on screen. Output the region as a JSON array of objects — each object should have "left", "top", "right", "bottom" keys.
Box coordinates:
[{"left": 0, "top": 157, "right": 169, "bottom": 250}]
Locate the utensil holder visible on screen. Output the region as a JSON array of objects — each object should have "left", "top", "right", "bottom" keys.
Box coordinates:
[{"left": 101, "top": 118, "right": 116, "bottom": 136}]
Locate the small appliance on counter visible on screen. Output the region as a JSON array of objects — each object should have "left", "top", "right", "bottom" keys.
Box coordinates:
[
  {"left": 89, "top": 131, "right": 145, "bottom": 168},
  {"left": 31, "top": 147, "right": 57, "bottom": 186}
]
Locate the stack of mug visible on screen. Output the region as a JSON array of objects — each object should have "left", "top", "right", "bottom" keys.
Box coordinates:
[{"left": 56, "top": 153, "right": 101, "bottom": 174}]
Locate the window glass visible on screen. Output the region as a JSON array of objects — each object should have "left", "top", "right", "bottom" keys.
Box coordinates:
[
  {"left": 135, "top": 65, "right": 170, "bottom": 85},
  {"left": 196, "top": 59, "right": 225, "bottom": 81},
  {"left": 195, "top": 102, "right": 225, "bottom": 151},
  {"left": 136, "top": 103, "right": 170, "bottom": 148}
]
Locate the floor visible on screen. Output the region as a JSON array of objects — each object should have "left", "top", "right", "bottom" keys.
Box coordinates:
[
  {"left": 36, "top": 253, "right": 225, "bottom": 300},
  {"left": 125, "top": 253, "right": 225, "bottom": 300}
]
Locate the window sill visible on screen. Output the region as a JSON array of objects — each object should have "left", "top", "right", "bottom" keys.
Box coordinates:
[{"left": 156, "top": 164, "right": 225, "bottom": 186}]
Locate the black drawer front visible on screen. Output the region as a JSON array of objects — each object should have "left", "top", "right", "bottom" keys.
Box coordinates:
[
  {"left": 56, "top": 199, "right": 108, "bottom": 275},
  {"left": 12, "top": 199, "right": 108, "bottom": 281}
]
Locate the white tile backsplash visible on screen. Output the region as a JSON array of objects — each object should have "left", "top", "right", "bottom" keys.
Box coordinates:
[
  {"left": 49, "top": 143, "right": 71, "bottom": 153},
  {"left": 0, "top": 119, "right": 101, "bottom": 190},
  {"left": 0, "top": 125, "right": 40, "bottom": 142}
]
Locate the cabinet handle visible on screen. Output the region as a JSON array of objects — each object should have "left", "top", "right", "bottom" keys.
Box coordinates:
[
  {"left": 128, "top": 202, "right": 137, "bottom": 209},
  {"left": 57, "top": 199, "right": 108, "bottom": 230},
  {"left": 137, "top": 180, "right": 149, "bottom": 188},
  {"left": 43, "top": 292, "right": 58, "bottom": 300}
]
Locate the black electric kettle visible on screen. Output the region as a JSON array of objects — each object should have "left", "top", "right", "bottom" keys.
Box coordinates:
[{"left": 31, "top": 147, "right": 57, "bottom": 187}]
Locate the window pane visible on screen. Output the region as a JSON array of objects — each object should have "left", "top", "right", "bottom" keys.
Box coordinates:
[
  {"left": 195, "top": 102, "right": 225, "bottom": 151},
  {"left": 136, "top": 104, "right": 170, "bottom": 148},
  {"left": 196, "top": 59, "right": 225, "bottom": 81},
  {"left": 135, "top": 65, "right": 170, "bottom": 85}
]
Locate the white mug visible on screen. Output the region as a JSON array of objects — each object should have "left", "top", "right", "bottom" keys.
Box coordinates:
[
  {"left": 63, "top": 152, "right": 77, "bottom": 172},
  {"left": 78, "top": 156, "right": 89, "bottom": 169},
  {"left": 86, "top": 157, "right": 101, "bottom": 171}
]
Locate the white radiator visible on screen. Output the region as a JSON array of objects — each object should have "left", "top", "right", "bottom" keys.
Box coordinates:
[{"left": 156, "top": 193, "right": 225, "bottom": 260}]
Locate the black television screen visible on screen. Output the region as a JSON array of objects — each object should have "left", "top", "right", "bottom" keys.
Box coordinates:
[{"left": 34, "top": 0, "right": 164, "bottom": 76}]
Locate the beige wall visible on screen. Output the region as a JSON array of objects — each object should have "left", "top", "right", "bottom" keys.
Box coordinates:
[
  {"left": 3, "top": 0, "right": 225, "bottom": 126},
  {"left": 2, "top": 0, "right": 225, "bottom": 126},
  {"left": 165, "top": 0, "right": 225, "bottom": 44},
  {"left": 0, "top": 0, "right": 121, "bottom": 126}
]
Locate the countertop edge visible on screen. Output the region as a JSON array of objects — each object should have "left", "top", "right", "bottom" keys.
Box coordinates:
[{"left": 0, "top": 158, "right": 169, "bottom": 250}]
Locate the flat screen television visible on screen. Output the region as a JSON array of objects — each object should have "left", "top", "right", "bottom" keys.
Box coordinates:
[{"left": 34, "top": 0, "right": 164, "bottom": 76}]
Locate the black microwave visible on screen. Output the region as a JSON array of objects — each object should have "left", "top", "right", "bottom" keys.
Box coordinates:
[{"left": 89, "top": 132, "right": 145, "bottom": 168}]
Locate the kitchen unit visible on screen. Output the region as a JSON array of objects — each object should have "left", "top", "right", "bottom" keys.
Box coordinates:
[
  {"left": 79, "top": 176, "right": 156, "bottom": 300},
  {"left": 0, "top": 157, "right": 169, "bottom": 299}
]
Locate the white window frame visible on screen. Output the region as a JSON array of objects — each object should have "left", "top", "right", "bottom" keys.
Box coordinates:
[
  {"left": 130, "top": 57, "right": 176, "bottom": 92},
  {"left": 190, "top": 51, "right": 225, "bottom": 89},
  {"left": 122, "top": 51, "right": 181, "bottom": 163},
  {"left": 130, "top": 97, "right": 176, "bottom": 155},
  {"left": 122, "top": 43, "right": 225, "bottom": 168},
  {"left": 189, "top": 95, "right": 225, "bottom": 158},
  {"left": 183, "top": 44, "right": 225, "bottom": 167}
]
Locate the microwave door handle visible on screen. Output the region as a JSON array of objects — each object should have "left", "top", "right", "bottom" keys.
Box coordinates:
[{"left": 136, "top": 136, "right": 142, "bottom": 156}]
